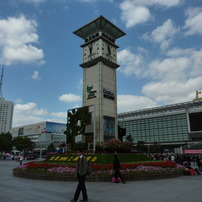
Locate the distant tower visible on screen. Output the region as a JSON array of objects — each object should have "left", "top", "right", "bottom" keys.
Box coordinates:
[
  {"left": 0, "top": 65, "right": 14, "bottom": 133},
  {"left": 0, "top": 65, "right": 4, "bottom": 98},
  {"left": 73, "top": 16, "right": 125, "bottom": 143}
]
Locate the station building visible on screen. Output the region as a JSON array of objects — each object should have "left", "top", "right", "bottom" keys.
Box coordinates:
[
  {"left": 10, "top": 121, "right": 66, "bottom": 152},
  {"left": 118, "top": 99, "right": 202, "bottom": 152}
]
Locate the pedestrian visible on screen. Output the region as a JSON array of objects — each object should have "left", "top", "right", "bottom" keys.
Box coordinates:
[
  {"left": 19, "top": 154, "right": 23, "bottom": 165},
  {"left": 70, "top": 149, "right": 88, "bottom": 202},
  {"left": 196, "top": 155, "right": 202, "bottom": 172},
  {"left": 113, "top": 153, "right": 126, "bottom": 184}
]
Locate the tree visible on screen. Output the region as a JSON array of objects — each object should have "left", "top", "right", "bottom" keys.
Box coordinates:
[
  {"left": 0, "top": 132, "right": 13, "bottom": 153},
  {"left": 126, "top": 134, "right": 133, "bottom": 142},
  {"left": 137, "top": 141, "right": 148, "bottom": 153},
  {"left": 65, "top": 106, "right": 91, "bottom": 147},
  {"left": 149, "top": 142, "right": 163, "bottom": 153},
  {"left": 122, "top": 141, "right": 133, "bottom": 152},
  {"left": 12, "top": 136, "right": 35, "bottom": 152},
  {"left": 47, "top": 143, "right": 55, "bottom": 152},
  {"left": 118, "top": 125, "right": 126, "bottom": 142}
]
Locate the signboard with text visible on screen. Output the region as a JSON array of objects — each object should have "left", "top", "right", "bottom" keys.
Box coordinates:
[{"left": 183, "top": 149, "right": 202, "bottom": 154}]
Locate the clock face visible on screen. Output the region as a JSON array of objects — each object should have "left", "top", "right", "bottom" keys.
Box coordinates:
[
  {"left": 83, "top": 40, "right": 116, "bottom": 63},
  {"left": 83, "top": 41, "right": 99, "bottom": 63},
  {"left": 102, "top": 41, "right": 116, "bottom": 63}
]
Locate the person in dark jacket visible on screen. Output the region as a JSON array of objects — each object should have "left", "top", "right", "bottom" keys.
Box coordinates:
[
  {"left": 113, "top": 153, "right": 126, "bottom": 184},
  {"left": 196, "top": 155, "right": 202, "bottom": 172},
  {"left": 71, "top": 149, "right": 88, "bottom": 202}
]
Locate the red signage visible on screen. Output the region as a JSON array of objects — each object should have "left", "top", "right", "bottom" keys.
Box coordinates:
[{"left": 183, "top": 149, "right": 202, "bottom": 154}]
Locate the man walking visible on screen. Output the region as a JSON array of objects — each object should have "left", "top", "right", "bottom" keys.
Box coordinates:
[{"left": 71, "top": 149, "right": 88, "bottom": 202}]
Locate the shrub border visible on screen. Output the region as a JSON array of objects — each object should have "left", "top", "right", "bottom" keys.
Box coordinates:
[{"left": 13, "top": 169, "right": 184, "bottom": 182}]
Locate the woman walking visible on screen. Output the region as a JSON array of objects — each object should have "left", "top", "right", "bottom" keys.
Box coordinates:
[{"left": 113, "top": 153, "right": 126, "bottom": 184}]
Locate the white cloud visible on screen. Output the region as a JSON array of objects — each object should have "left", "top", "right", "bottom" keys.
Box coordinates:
[
  {"left": 14, "top": 102, "right": 48, "bottom": 115},
  {"left": 79, "top": 0, "right": 113, "bottom": 2},
  {"left": 80, "top": 0, "right": 98, "bottom": 2},
  {"left": 184, "top": 7, "right": 202, "bottom": 36},
  {"left": 166, "top": 47, "right": 194, "bottom": 57},
  {"left": 118, "top": 48, "right": 145, "bottom": 77},
  {"left": 142, "top": 77, "right": 202, "bottom": 104},
  {"left": 23, "top": 0, "right": 47, "bottom": 3},
  {"left": 0, "top": 15, "right": 45, "bottom": 65},
  {"left": 120, "top": 1, "right": 151, "bottom": 28},
  {"left": 32, "top": 71, "right": 41, "bottom": 80},
  {"left": 118, "top": 95, "right": 156, "bottom": 112},
  {"left": 119, "top": 0, "right": 182, "bottom": 28},
  {"left": 119, "top": 45, "right": 202, "bottom": 105},
  {"left": 141, "top": 47, "right": 202, "bottom": 103},
  {"left": 145, "top": 57, "right": 190, "bottom": 81},
  {"left": 143, "top": 19, "right": 179, "bottom": 50},
  {"left": 129, "top": 0, "right": 182, "bottom": 7},
  {"left": 13, "top": 102, "right": 48, "bottom": 127},
  {"left": 166, "top": 48, "right": 202, "bottom": 78},
  {"left": 51, "top": 112, "right": 67, "bottom": 118},
  {"left": 59, "top": 94, "right": 81, "bottom": 103}
]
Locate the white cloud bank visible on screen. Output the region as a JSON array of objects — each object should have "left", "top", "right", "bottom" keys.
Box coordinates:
[
  {"left": 143, "top": 19, "right": 179, "bottom": 50},
  {"left": 59, "top": 94, "right": 81, "bottom": 103},
  {"left": 119, "top": 0, "right": 182, "bottom": 28},
  {"left": 118, "top": 95, "right": 156, "bottom": 113},
  {"left": 184, "top": 7, "right": 202, "bottom": 36},
  {"left": 13, "top": 102, "right": 48, "bottom": 127},
  {"left": 118, "top": 47, "right": 202, "bottom": 106},
  {"left": 23, "top": 0, "right": 47, "bottom": 3},
  {"left": 0, "top": 15, "right": 45, "bottom": 65}
]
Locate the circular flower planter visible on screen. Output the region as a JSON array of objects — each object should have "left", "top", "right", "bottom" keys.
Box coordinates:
[{"left": 13, "top": 169, "right": 184, "bottom": 182}]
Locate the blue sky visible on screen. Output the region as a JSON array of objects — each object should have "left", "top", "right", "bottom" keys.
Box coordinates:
[{"left": 0, "top": 0, "right": 202, "bottom": 128}]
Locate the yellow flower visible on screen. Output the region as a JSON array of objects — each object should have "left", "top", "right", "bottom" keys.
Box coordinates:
[
  {"left": 54, "top": 156, "right": 60, "bottom": 161},
  {"left": 86, "top": 156, "right": 92, "bottom": 161},
  {"left": 91, "top": 156, "right": 97, "bottom": 162},
  {"left": 73, "top": 156, "right": 79, "bottom": 161}
]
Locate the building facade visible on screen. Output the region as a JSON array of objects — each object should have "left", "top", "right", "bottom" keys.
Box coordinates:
[
  {"left": 0, "top": 97, "right": 14, "bottom": 133},
  {"left": 118, "top": 99, "right": 202, "bottom": 151},
  {"left": 10, "top": 121, "right": 66, "bottom": 151}
]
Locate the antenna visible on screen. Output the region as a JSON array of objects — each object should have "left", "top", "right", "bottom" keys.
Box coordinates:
[{"left": 0, "top": 65, "right": 4, "bottom": 98}]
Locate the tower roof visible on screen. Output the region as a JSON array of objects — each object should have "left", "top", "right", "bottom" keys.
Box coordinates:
[{"left": 73, "top": 16, "right": 126, "bottom": 40}]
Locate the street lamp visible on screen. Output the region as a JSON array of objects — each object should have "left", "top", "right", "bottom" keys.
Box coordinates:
[{"left": 92, "top": 104, "right": 96, "bottom": 153}]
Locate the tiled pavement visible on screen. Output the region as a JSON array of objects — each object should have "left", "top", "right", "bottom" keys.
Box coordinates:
[{"left": 0, "top": 160, "right": 202, "bottom": 202}]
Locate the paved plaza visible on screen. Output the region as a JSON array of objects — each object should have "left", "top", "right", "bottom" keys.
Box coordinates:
[{"left": 0, "top": 160, "right": 202, "bottom": 202}]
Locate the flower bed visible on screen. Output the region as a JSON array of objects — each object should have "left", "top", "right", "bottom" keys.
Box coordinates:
[{"left": 13, "top": 160, "right": 185, "bottom": 182}]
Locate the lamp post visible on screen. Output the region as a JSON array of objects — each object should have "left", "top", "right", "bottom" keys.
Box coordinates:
[{"left": 92, "top": 104, "right": 96, "bottom": 153}]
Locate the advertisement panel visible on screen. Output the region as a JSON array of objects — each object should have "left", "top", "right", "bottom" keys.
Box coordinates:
[
  {"left": 43, "top": 122, "right": 66, "bottom": 133},
  {"left": 103, "top": 116, "right": 115, "bottom": 141},
  {"left": 23, "top": 124, "right": 41, "bottom": 136}
]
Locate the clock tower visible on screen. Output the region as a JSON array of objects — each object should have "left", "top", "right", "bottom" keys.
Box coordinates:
[{"left": 73, "top": 16, "right": 125, "bottom": 143}]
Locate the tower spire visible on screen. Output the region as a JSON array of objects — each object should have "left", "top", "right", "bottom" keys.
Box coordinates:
[{"left": 0, "top": 65, "right": 4, "bottom": 99}]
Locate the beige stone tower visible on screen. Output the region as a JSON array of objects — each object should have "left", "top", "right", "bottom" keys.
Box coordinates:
[{"left": 73, "top": 16, "right": 125, "bottom": 143}]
